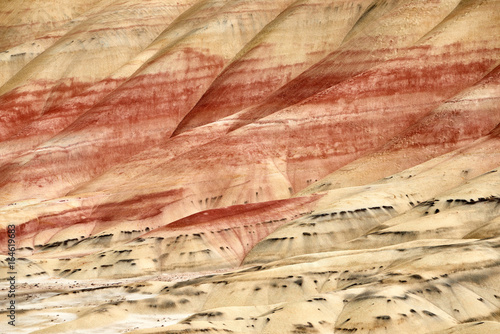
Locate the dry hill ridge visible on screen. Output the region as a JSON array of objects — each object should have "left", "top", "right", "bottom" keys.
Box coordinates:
[{"left": 0, "top": 0, "right": 500, "bottom": 333}]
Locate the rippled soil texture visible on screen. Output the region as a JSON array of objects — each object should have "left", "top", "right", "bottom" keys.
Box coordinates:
[{"left": 1, "top": 0, "right": 500, "bottom": 333}]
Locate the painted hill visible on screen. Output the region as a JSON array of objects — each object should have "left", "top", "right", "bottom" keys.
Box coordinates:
[{"left": 0, "top": 0, "right": 499, "bottom": 333}]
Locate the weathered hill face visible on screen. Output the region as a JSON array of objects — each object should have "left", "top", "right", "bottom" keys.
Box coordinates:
[{"left": 0, "top": 0, "right": 500, "bottom": 333}]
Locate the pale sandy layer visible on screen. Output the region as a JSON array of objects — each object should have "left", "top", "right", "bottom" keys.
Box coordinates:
[{"left": 0, "top": 0, "right": 499, "bottom": 333}]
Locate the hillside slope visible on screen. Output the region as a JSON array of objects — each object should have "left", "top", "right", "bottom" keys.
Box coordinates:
[{"left": 0, "top": 0, "right": 499, "bottom": 333}]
